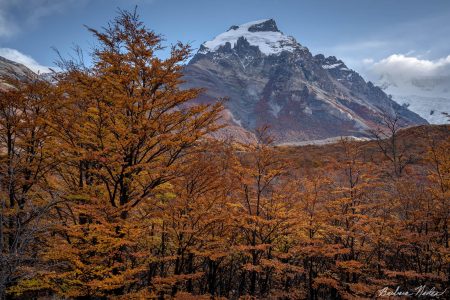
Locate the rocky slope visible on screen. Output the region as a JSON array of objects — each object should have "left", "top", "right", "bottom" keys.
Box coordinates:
[
  {"left": 0, "top": 56, "right": 35, "bottom": 79},
  {"left": 183, "top": 19, "right": 427, "bottom": 143}
]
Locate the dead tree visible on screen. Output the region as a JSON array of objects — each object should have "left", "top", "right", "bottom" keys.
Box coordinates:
[{"left": 370, "top": 112, "right": 415, "bottom": 177}]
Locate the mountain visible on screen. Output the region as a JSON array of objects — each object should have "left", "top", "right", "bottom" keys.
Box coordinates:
[
  {"left": 183, "top": 19, "right": 427, "bottom": 143},
  {"left": 0, "top": 56, "right": 35, "bottom": 88}
]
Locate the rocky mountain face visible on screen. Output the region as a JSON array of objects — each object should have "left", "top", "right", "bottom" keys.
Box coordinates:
[
  {"left": 0, "top": 56, "right": 34, "bottom": 79},
  {"left": 183, "top": 19, "right": 427, "bottom": 143},
  {"left": 0, "top": 56, "right": 35, "bottom": 89}
]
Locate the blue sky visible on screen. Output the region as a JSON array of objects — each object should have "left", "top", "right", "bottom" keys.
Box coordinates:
[{"left": 0, "top": 0, "right": 449, "bottom": 97}]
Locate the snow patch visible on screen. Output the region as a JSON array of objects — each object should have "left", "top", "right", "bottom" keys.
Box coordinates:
[
  {"left": 269, "top": 102, "right": 282, "bottom": 117},
  {"left": 230, "top": 112, "right": 242, "bottom": 126},
  {"left": 322, "top": 63, "right": 342, "bottom": 69},
  {"left": 303, "top": 106, "right": 312, "bottom": 115}
]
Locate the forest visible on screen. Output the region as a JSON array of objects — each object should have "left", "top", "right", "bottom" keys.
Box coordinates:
[{"left": 0, "top": 10, "right": 449, "bottom": 299}]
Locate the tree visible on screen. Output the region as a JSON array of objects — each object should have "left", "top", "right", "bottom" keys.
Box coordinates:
[
  {"left": 16, "top": 9, "right": 222, "bottom": 298},
  {"left": 0, "top": 75, "right": 60, "bottom": 297},
  {"left": 227, "top": 127, "right": 298, "bottom": 298},
  {"left": 323, "top": 138, "right": 382, "bottom": 298},
  {"left": 145, "top": 141, "right": 235, "bottom": 298},
  {"left": 291, "top": 174, "right": 333, "bottom": 300},
  {"left": 371, "top": 113, "right": 415, "bottom": 177}
]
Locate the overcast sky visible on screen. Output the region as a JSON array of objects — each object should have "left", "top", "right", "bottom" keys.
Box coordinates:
[{"left": 0, "top": 0, "right": 449, "bottom": 97}]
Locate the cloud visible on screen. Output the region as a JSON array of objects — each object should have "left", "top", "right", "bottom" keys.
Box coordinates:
[
  {"left": 372, "top": 54, "right": 450, "bottom": 76},
  {"left": 363, "top": 54, "right": 450, "bottom": 97},
  {"left": 0, "top": 0, "right": 88, "bottom": 38},
  {"left": 0, "top": 48, "right": 51, "bottom": 73}
]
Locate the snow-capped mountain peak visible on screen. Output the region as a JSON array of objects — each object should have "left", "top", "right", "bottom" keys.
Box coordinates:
[
  {"left": 184, "top": 20, "right": 427, "bottom": 144},
  {"left": 200, "top": 19, "right": 304, "bottom": 56}
]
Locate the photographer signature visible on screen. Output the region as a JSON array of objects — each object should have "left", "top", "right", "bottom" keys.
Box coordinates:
[{"left": 378, "top": 285, "right": 447, "bottom": 298}]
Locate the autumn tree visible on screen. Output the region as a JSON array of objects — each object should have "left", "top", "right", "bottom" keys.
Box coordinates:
[
  {"left": 224, "top": 127, "right": 299, "bottom": 298},
  {"left": 0, "top": 75, "right": 60, "bottom": 297},
  {"left": 427, "top": 128, "right": 449, "bottom": 250},
  {"left": 15, "top": 9, "right": 222, "bottom": 298},
  {"left": 320, "top": 138, "right": 384, "bottom": 298},
  {"left": 143, "top": 140, "right": 235, "bottom": 298},
  {"left": 290, "top": 174, "right": 332, "bottom": 300}
]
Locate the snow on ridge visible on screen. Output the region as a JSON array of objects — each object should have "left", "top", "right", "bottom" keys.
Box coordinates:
[
  {"left": 322, "top": 63, "right": 342, "bottom": 69},
  {"left": 201, "top": 20, "right": 302, "bottom": 56}
]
